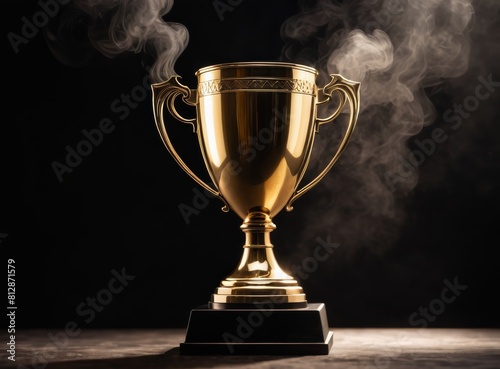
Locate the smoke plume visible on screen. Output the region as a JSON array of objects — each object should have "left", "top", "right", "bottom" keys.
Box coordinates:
[
  {"left": 280, "top": 0, "right": 474, "bottom": 256},
  {"left": 44, "top": 0, "right": 188, "bottom": 82},
  {"left": 44, "top": 0, "right": 479, "bottom": 258}
]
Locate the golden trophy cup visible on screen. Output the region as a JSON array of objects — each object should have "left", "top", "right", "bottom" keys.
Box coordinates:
[{"left": 152, "top": 62, "right": 360, "bottom": 355}]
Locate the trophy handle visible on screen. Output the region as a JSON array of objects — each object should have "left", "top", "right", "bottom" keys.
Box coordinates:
[
  {"left": 151, "top": 76, "right": 230, "bottom": 212},
  {"left": 286, "top": 74, "right": 361, "bottom": 211}
]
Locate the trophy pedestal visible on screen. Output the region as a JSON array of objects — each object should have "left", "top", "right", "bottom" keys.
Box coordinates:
[{"left": 179, "top": 303, "right": 333, "bottom": 355}]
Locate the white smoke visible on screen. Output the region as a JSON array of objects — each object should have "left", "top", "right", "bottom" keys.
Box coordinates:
[
  {"left": 280, "top": 0, "right": 474, "bottom": 256},
  {"left": 44, "top": 0, "right": 188, "bottom": 82},
  {"left": 43, "top": 0, "right": 477, "bottom": 257}
]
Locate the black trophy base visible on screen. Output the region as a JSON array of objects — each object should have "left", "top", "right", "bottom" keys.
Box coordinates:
[{"left": 179, "top": 302, "right": 333, "bottom": 355}]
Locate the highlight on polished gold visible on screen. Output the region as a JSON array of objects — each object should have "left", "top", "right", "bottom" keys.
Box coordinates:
[{"left": 152, "top": 62, "right": 360, "bottom": 309}]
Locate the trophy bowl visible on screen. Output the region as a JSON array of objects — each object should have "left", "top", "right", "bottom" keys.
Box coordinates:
[{"left": 152, "top": 61, "right": 360, "bottom": 354}]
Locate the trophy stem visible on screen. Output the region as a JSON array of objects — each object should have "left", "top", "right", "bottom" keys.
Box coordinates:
[{"left": 210, "top": 207, "right": 307, "bottom": 309}]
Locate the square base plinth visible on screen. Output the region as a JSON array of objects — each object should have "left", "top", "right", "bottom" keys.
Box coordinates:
[{"left": 179, "top": 302, "right": 333, "bottom": 355}]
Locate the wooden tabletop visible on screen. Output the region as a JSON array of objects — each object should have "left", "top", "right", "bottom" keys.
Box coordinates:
[{"left": 4, "top": 328, "right": 500, "bottom": 368}]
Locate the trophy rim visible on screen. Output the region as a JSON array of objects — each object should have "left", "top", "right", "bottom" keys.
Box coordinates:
[{"left": 195, "top": 61, "right": 318, "bottom": 75}]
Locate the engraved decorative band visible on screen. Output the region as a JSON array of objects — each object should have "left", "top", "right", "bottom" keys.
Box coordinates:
[{"left": 198, "top": 78, "right": 315, "bottom": 96}]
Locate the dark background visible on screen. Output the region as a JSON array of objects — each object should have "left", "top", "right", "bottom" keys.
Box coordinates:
[{"left": 3, "top": 0, "right": 500, "bottom": 330}]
